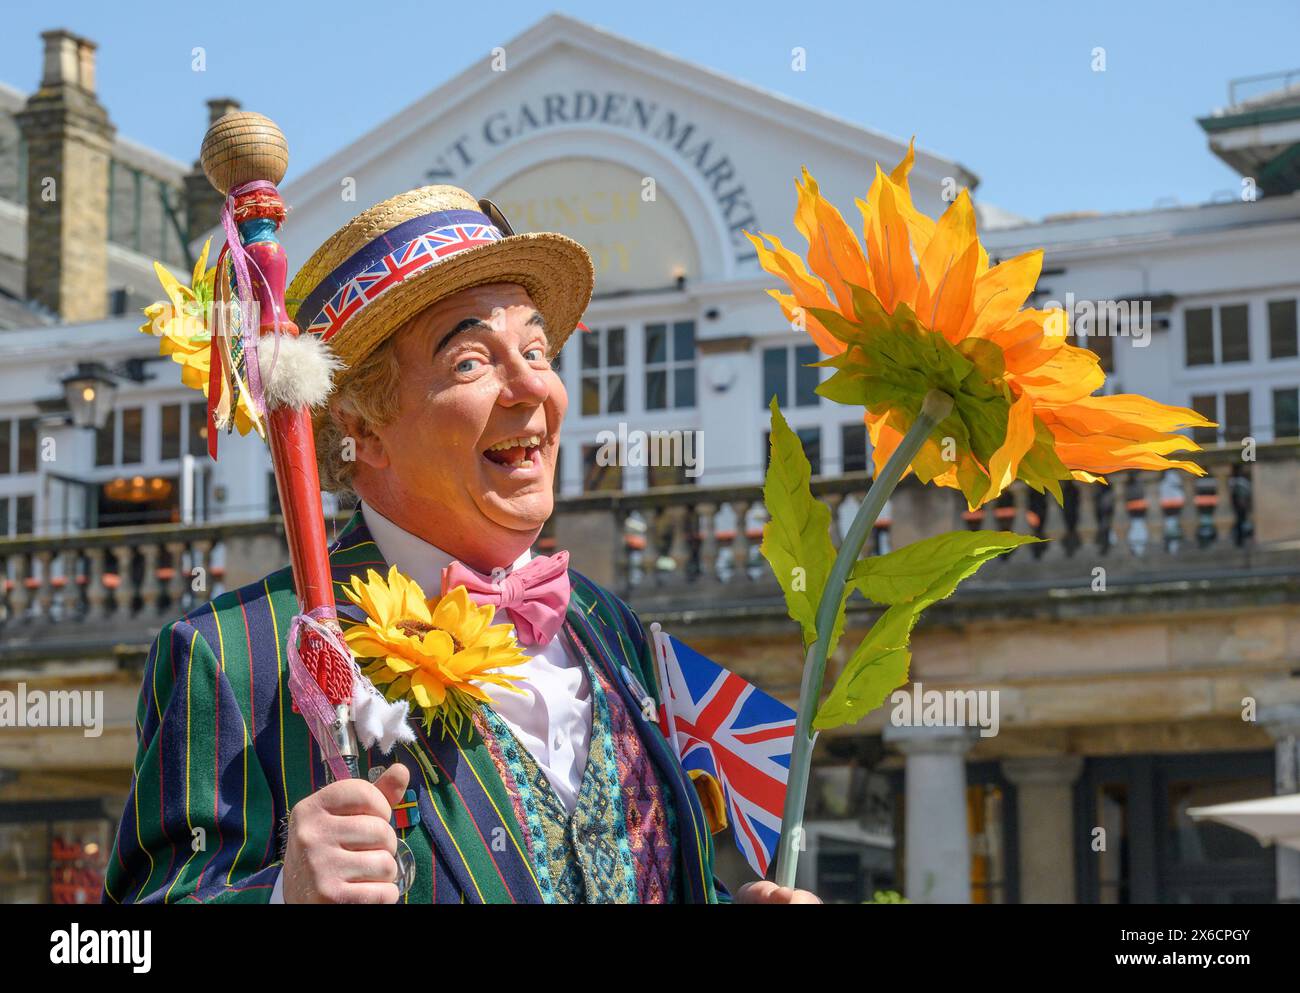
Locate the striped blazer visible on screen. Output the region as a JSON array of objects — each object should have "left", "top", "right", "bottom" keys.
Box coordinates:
[{"left": 103, "top": 511, "right": 723, "bottom": 904}]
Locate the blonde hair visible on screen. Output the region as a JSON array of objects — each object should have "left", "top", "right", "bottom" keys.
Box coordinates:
[{"left": 315, "top": 333, "right": 403, "bottom": 494}]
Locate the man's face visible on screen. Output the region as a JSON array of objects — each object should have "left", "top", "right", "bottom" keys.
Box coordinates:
[{"left": 358, "top": 282, "right": 566, "bottom": 552}]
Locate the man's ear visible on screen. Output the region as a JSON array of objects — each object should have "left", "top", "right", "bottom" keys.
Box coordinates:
[{"left": 333, "top": 405, "right": 390, "bottom": 471}]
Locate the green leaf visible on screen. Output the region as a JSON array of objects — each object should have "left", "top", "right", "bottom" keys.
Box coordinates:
[
  {"left": 813, "top": 530, "right": 1041, "bottom": 729},
  {"left": 760, "top": 398, "right": 835, "bottom": 648},
  {"left": 846, "top": 530, "right": 1041, "bottom": 606}
]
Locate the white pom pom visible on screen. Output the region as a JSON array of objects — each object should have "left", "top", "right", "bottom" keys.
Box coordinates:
[
  {"left": 258, "top": 333, "right": 342, "bottom": 410},
  {"left": 351, "top": 670, "right": 415, "bottom": 754}
]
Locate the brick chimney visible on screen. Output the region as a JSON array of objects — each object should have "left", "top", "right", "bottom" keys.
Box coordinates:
[
  {"left": 183, "top": 97, "right": 242, "bottom": 240},
  {"left": 15, "top": 30, "right": 116, "bottom": 322}
]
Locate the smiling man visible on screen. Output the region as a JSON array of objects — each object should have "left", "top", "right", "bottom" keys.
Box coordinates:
[{"left": 105, "top": 186, "right": 817, "bottom": 905}]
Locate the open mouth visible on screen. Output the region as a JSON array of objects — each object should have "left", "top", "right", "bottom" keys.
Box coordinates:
[{"left": 482, "top": 433, "right": 544, "bottom": 470}]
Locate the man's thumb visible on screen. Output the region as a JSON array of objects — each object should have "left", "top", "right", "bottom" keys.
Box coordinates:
[{"left": 372, "top": 762, "right": 410, "bottom": 808}]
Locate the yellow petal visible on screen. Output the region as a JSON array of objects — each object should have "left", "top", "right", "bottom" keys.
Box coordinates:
[
  {"left": 984, "top": 392, "right": 1037, "bottom": 502},
  {"left": 1013, "top": 343, "right": 1104, "bottom": 405},
  {"left": 746, "top": 231, "right": 846, "bottom": 355},
  {"left": 863, "top": 168, "right": 919, "bottom": 314},
  {"left": 968, "top": 250, "right": 1043, "bottom": 340},
  {"left": 383, "top": 653, "right": 417, "bottom": 674},
  {"left": 191, "top": 238, "right": 212, "bottom": 291},
  {"left": 418, "top": 628, "right": 455, "bottom": 659},
  {"left": 915, "top": 190, "right": 979, "bottom": 341},
  {"left": 794, "top": 168, "right": 872, "bottom": 316}
]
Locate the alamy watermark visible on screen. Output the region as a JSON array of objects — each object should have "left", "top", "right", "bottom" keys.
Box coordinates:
[
  {"left": 1043, "top": 292, "right": 1152, "bottom": 348},
  {"left": 50, "top": 925, "right": 150, "bottom": 973},
  {"left": 593, "top": 423, "right": 703, "bottom": 478},
  {"left": 141, "top": 299, "right": 261, "bottom": 342},
  {"left": 0, "top": 682, "right": 103, "bottom": 738},
  {"left": 890, "top": 680, "right": 999, "bottom": 738}
]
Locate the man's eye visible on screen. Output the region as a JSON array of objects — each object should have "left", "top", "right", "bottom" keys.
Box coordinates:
[
  {"left": 455, "top": 357, "right": 480, "bottom": 373},
  {"left": 524, "top": 348, "right": 545, "bottom": 362}
]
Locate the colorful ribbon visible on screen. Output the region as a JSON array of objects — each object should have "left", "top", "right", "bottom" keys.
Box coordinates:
[{"left": 218, "top": 179, "right": 281, "bottom": 419}]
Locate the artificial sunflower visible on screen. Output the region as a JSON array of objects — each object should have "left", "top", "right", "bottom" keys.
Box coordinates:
[
  {"left": 341, "top": 565, "right": 527, "bottom": 736},
  {"left": 138, "top": 238, "right": 262, "bottom": 437},
  {"left": 746, "top": 141, "right": 1214, "bottom": 509}
]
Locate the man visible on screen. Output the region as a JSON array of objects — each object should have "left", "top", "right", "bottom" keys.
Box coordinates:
[{"left": 105, "top": 185, "right": 817, "bottom": 904}]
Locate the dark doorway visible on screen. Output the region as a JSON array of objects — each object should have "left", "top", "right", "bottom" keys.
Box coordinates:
[{"left": 1075, "top": 751, "right": 1276, "bottom": 903}]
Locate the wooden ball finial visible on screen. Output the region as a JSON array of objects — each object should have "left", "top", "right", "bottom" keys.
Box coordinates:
[{"left": 200, "top": 111, "right": 289, "bottom": 195}]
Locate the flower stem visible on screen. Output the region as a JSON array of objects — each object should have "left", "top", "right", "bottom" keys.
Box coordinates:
[{"left": 772, "top": 389, "right": 954, "bottom": 890}]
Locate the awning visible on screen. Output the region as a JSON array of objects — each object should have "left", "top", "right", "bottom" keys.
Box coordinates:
[{"left": 1187, "top": 793, "right": 1300, "bottom": 851}]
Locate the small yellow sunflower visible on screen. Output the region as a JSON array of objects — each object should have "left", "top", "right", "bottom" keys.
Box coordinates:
[
  {"left": 138, "top": 238, "right": 262, "bottom": 438},
  {"left": 341, "top": 565, "right": 528, "bottom": 736}
]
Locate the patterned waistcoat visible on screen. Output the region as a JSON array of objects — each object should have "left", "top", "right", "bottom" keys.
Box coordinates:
[{"left": 476, "top": 623, "right": 680, "bottom": 904}]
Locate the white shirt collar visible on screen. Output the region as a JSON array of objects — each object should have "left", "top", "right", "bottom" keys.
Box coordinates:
[{"left": 359, "top": 502, "right": 532, "bottom": 596}]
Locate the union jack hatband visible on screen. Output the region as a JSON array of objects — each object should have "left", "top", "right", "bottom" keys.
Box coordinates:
[{"left": 286, "top": 184, "right": 594, "bottom": 372}]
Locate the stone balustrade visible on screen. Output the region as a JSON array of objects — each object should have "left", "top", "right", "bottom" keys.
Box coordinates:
[{"left": 1, "top": 441, "right": 1296, "bottom": 663}]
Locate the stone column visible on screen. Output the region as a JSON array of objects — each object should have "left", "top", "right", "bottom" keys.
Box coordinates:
[
  {"left": 884, "top": 723, "right": 976, "bottom": 903},
  {"left": 15, "top": 30, "right": 116, "bottom": 321},
  {"left": 1002, "top": 755, "right": 1084, "bottom": 903},
  {"left": 1259, "top": 703, "right": 1300, "bottom": 903}
]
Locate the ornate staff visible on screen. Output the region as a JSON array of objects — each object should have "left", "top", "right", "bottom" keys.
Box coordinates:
[{"left": 198, "top": 112, "right": 362, "bottom": 781}]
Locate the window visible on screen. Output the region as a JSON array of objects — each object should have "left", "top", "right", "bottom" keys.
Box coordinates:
[
  {"left": 581, "top": 442, "right": 623, "bottom": 492},
  {"left": 0, "top": 419, "right": 38, "bottom": 474},
  {"left": 762, "top": 347, "right": 787, "bottom": 407},
  {"left": 188, "top": 401, "right": 208, "bottom": 457},
  {"left": 580, "top": 326, "right": 626, "bottom": 416},
  {"left": 16, "top": 418, "right": 37, "bottom": 473},
  {"left": 1273, "top": 388, "right": 1299, "bottom": 439},
  {"left": 15, "top": 495, "right": 33, "bottom": 535},
  {"left": 1269, "top": 299, "right": 1298, "bottom": 359},
  {"left": 95, "top": 412, "right": 115, "bottom": 467},
  {"left": 1223, "top": 391, "right": 1251, "bottom": 443},
  {"left": 1219, "top": 304, "right": 1250, "bottom": 363},
  {"left": 645, "top": 320, "right": 696, "bottom": 411},
  {"left": 1075, "top": 314, "right": 1115, "bottom": 373},
  {"left": 1184, "top": 308, "right": 1213, "bottom": 366},
  {"left": 1186, "top": 303, "right": 1252, "bottom": 366},
  {"left": 1190, "top": 394, "right": 1218, "bottom": 446},
  {"left": 120, "top": 407, "right": 143, "bottom": 464},
  {"left": 762, "top": 344, "right": 821, "bottom": 408},
  {"left": 161, "top": 404, "right": 182, "bottom": 461},
  {"left": 841, "top": 423, "right": 868, "bottom": 474},
  {"left": 646, "top": 432, "right": 697, "bottom": 488},
  {"left": 0, "top": 805, "right": 115, "bottom": 903},
  {"left": 765, "top": 426, "right": 822, "bottom": 476}
]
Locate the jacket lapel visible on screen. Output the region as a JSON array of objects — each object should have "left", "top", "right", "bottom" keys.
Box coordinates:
[
  {"left": 564, "top": 571, "right": 718, "bottom": 904},
  {"left": 326, "top": 509, "right": 543, "bottom": 904}
]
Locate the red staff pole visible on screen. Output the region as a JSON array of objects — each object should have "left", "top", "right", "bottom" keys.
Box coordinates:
[{"left": 200, "top": 112, "right": 360, "bottom": 777}]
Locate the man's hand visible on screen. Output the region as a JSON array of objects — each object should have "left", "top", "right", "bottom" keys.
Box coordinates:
[
  {"left": 282, "top": 762, "right": 408, "bottom": 904},
  {"left": 735, "top": 881, "right": 822, "bottom": 904}
]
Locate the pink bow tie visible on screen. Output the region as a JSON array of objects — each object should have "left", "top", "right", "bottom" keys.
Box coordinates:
[{"left": 441, "top": 550, "right": 571, "bottom": 647}]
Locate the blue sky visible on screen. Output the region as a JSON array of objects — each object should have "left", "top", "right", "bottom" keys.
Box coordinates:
[{"left": 3, "top": 0, "right": 1297, "bottom": 219}]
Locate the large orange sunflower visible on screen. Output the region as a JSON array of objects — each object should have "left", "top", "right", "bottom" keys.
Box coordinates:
[
  {"left": 341, "top": 565, "right": 527, "bottom": 736},
  {"left": 746, "top": 141, "right": 1214, "bottom": 509}
]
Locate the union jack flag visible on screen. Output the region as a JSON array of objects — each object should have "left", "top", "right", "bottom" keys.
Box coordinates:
[{"left": 650, "top": 625, "right": 796, "bottom": 877}]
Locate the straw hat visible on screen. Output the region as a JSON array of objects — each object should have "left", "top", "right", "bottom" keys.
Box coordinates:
[{"left": 286, "top": 185, "right": 593, "bottom": 373}]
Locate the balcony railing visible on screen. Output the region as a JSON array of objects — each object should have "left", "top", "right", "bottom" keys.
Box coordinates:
[{"left": 1, "top": 442, "right": 1296, "bottom": 661}]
